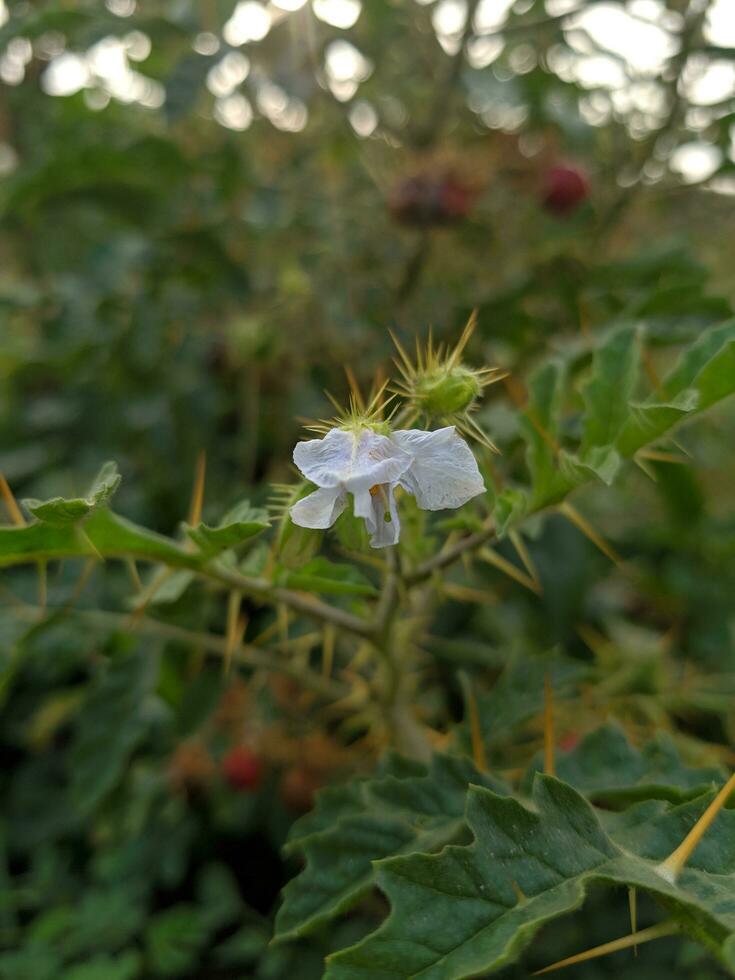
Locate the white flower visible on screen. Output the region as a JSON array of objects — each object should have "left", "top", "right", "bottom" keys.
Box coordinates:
[{"left": 290, "top": 425, "right": 485, "bottom": 548}]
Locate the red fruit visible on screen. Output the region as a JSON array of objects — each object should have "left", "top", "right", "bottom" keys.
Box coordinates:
[
  {"left": 389, "top": 172, "right": 472, "bottom": 226},
  {"left": 439, "top": 177, "right": 472, "bottom": 220},
  {"left": 559, "top": 732, "right": 581, "bottom": 752},
  {"left": 222, "top": 746, "right": 263, "bottom": 791},
  {"left": 542, "top": 164, "right": 590, "bottom": 215}
]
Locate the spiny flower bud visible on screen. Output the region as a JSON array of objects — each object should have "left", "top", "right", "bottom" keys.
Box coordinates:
[
  {"left": 414, "top": 365, "right": 482, "bottom": 416},
  {"left": 391, "top": 315, "right": 504, "bottom": 451}
]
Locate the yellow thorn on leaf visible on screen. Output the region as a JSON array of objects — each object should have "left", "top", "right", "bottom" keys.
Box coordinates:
[
  {"left": 657, "top": 771, "right": 735, "bottom": 883},
  {"left": 543, "top": 672, "right": 555, "bottom": 777},
  {"left": 533, "top": 922, "right": 678, "bottom": 975}
]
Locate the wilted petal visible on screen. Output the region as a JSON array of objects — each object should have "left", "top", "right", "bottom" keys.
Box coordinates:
[
  {"left": 290, "top": 486, "right": 347, "bottom": 529},
  {"left": 354, "top": 484, "right": 400, "bottom": 548},
  {"left": 293, "top": 427, "right": 411, "bottom": 491},
  {"left": 393, "top": 426, "right": 485, "bottom": 511}
]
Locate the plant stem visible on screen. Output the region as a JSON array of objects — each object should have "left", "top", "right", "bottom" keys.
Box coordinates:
[
  {"left": 405, "top": 521, "right": 497, "bottom": 584},
  {"left": 13, "top": 604, "right": 348, "bottom": 700}
]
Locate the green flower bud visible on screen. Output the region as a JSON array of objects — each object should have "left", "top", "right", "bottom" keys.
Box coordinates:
[{"left": 414, "top": 366, "right": 482, "bottom": 416}]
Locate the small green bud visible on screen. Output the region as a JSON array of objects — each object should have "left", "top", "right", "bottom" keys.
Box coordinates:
[{"left": 415, "top": 366, "right": 482, "bottom": 416}]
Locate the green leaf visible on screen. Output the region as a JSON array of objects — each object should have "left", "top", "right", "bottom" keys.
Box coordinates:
[
  {"left": 616, "top": 389, "right": 700, "bottom": 458},
  {"left": 581, "top": 324, "right": 640, "bottom": 450},
  {"left": 327, "top": 775, "right": 735, "bottom": 979},
  {"left": 185, "top": 500, "right": 270, "bottom": 557},
  {"left": 22, "top": 462, "right": 121, "bottom": 526},
  {"left": 274, "top": 754, "right": 507, "bottom": 942},
  {"left": 664, "top": 319, "right": 735, "bottom": 402},
  {"left": 522, "top": 359, "right": 565, "bottom": 506},
  {"left": 67, "top": 651, "right": 158, "bottom": 816},
  {"left": 145, "top": 905, "right": 211, "bottom": 976},
  {"left": 277, "top": 557, "right": 377, "bottom": 597},
  {"left": 559, "top": 445, "right": 622, "bottom": 487},
  {"left": 492, "top": 488, "right": 528, "bottom": 538},
  {"left": 62, "top": 953, "right": 141, "bottom": 980},
  {"left": 524, "top": 722, "right": 723, "bottom": 804},
  {"left": 472, "top": 654, "right": 587, "bottom": 747}
]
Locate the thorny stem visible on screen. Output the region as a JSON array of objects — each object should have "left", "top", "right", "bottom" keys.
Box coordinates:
[
  {"left": 405, "top": 520, "right": 497, "bottom": 584},
  {"left": 13, "top": 604, "right": 348, "bottom": 700},
  {"left": 370, "top": 547, "right": 431, "bottom": 759}
]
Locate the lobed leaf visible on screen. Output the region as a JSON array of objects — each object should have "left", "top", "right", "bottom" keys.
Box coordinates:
[
  {"left": 524, "top": 722, "right": 723, "bottom": 804},
  {"left": 327, "top": 776, "right": 735, "bottom": 979},
  {"left": 185, "top": 500, "right": 270, "bottom": 557},
  {"left": 275, "top": 754, "right": 507, "bottom": 943}
]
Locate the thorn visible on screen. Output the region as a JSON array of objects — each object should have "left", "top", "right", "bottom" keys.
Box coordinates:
[
  {"left": 38, "top": 561, "right": 47, "bottom": 612},
  {"left": 479, "top": 547, "right": 542, "bottom": 595},
  {"left": 641, "top": 344, "right": 666, "bottom": 399},
  {"left": 628, "top": 887, "right": 638, "bottom": 955},
  {"left": 78, "top": 527, "right": 103, "bottom": 562},
  {"left": 389, "top": 328, "right": 414, "bottom": 375},
  {"left": 442, "top": 582, "right": 499, "bottom": 605},
  {"left": 225, "top": 590, "right": 244, "bottom": 674},
  {"left": 657, "top": 772, "right": 735, "bottom": 883},
  {"left": 559, "top": 501, "right": 622, "bottom": 566},
  {"left": 533, "top": 922, "right": 678, "bottom": 975},
  {"left": 126, "top": 558, "right": 143, "bottom": 592},
  {"left": 509, "top": 530, "right": 540, "bottom": 592},
  {"left": 129, "top": 567, "right": 172, "bottom": 620},
  {"left": 448, "top": 309, "right": 477, "bottom": 369},
  {"left": 459, "top": 671, "right": 487, "bottom": 771},
  {"left": 637, "top": 448, "right": 689, "bottom": 464},
  {"left": 543, "top": 672, "right": 555, "bottom": 776},
  {"left": 188, "top": 450, "right": 207, "bottom": 527},
  {"left": 0, "top": 473, "right": 25, "bottom": 526},
  {"left": 510, "top": 879, "right": 526, "bottom": 904},
  {"left": 634, "top": 455, "right": 659, "bottom": 482},
  {"left": 277, "top": 603, "right": 289, "bottom": 645},
  {"left": 322, "top": 623, "right": 336, "bottom": 678},
  {"left": 344, "top": 365, "right": 365, "bottom": 412},
  {"left": 63, "top": 557, "right": 97, "bottom": 612}
]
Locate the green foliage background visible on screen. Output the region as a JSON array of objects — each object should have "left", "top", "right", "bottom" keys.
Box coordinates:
[{"left": 1, "top": 0, "right": 735, "bottom": 977}]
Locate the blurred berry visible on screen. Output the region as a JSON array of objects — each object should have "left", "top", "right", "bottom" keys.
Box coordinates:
[
  {"left": 169, "top": 742, "right": 215, "bottom": 795},
  {"left": 280, "top": 766, "right": 322, "bottom": 812},
  {"left": 541, "top": 164, "right": 590, "bottom": 215},
  {"left": 559, "top": 732, "right": 581, "bottom": 752},
  {"left": 222, "top": 746, "right": 263, "bottom": 791},
  {"left": 390, "top": 172, "right": 472, "bottom": 227}
]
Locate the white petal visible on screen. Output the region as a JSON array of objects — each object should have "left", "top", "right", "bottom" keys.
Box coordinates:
[
  {"left": 293, "top": 427, "right": 411, "bottom": 491},
  {"left": 393, "top": 426, "right": 485, "bottom": 511},
  {"left": 342, "top": 429, "right": 412, "bottom": 493},
  {"left": 353, "top": 484, "right": 400, "bottom": 548},
  {"left": 293, "top": 428, "right": 355, "bottom": 488},
  {"left": 290, "top": 486, "right": 346, "bottom": 529}
]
